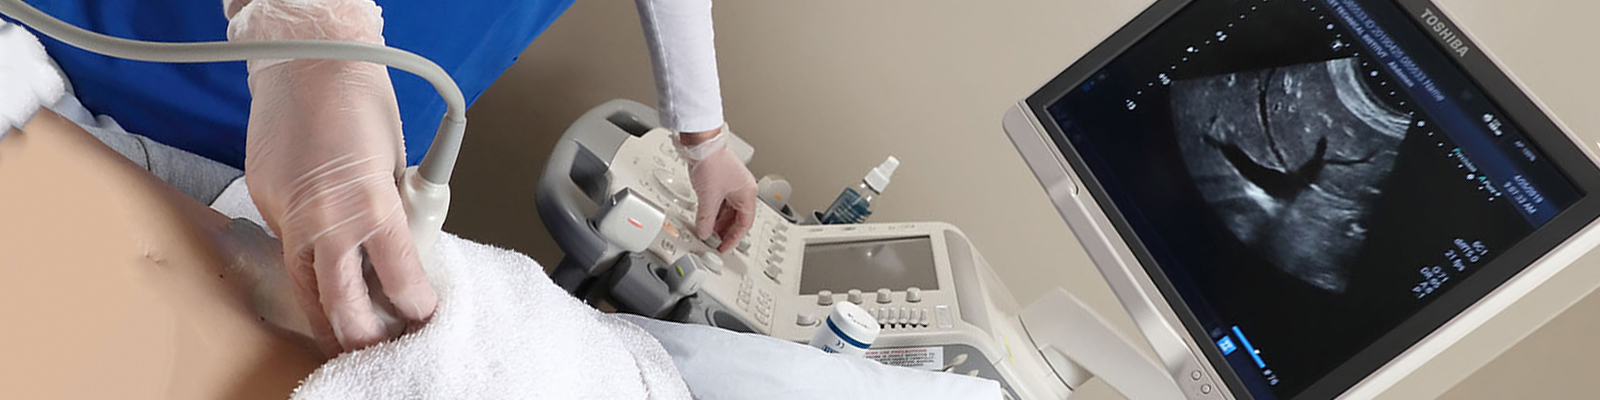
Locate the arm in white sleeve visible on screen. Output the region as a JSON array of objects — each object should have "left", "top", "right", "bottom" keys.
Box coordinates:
[
  {"left": 635, "top": 0, "right": 725, "bottom": 134},
  {"left": 0, "top": 21, "right": 66, "bottom": 132}
]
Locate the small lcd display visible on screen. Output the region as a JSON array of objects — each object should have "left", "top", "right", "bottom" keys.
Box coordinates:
[
  {"left": 799, "top": 237, "right": 940, "bottom": 294},
  {"left": 1041, "top": 0, "right": 1583, "bottom": 398}
]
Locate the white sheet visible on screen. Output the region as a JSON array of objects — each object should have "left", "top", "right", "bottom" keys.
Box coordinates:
[{"left": 621, "top": 315, "right": 1004, "bottom": 400}]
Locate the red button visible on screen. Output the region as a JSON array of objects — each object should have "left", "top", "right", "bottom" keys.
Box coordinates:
[{"left": 628, "top": 218, "right": 644, "bottom": 229}]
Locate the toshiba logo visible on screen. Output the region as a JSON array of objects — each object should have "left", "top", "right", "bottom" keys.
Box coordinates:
[{"left": 1420, "top": 8, "right": 1470, "bottom": 57}]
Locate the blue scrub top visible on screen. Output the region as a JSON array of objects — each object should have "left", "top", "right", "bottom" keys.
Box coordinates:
[{"left": 15, "top": 0, "right": 575, "bottom": 168}]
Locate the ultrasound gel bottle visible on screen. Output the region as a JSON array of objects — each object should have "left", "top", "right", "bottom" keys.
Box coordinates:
[
  {"left": 810, "top": 302, "right": 880, "bottom": 356},
  {"left": 820, "top": 156, "right": 899, "bottom": 225}
]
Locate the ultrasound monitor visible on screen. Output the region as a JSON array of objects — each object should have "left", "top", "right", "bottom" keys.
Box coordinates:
[{"left": 1003, "top": 0, "right": 1600, "bottom": 399}]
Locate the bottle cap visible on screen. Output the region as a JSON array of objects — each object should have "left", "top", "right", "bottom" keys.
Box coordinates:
[
  {"left": 864, "top": 156, "right": 900, "bottom": 193},
  {"left": 810, "top": 301, "right": 879, "bottom": 356}
]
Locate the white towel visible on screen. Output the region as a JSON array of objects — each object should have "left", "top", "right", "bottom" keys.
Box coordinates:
[
  {"left": 211, "top": 179, "right": 692, "bottom": 399},
  {"left": 0, "top": 20, "right": 66, "bottom": 135}
]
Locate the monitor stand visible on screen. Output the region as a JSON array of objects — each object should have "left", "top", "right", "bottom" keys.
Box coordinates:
[{"left": 1021, "top": 288, "right": 1187, "bottom": 399}]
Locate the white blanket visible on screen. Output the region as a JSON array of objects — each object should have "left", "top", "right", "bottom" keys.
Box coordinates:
[{"left": 212, "top": 180, "right": 692, "bottom": 399}]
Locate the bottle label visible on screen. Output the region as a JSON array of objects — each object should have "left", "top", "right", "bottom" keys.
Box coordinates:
[{"left": 865, "top": 347, "right": 945, "bottom": 370}]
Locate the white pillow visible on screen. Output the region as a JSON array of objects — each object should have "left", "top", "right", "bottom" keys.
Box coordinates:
[{"left": 620, "top": 314, "right": 1002, "bottom": 400}]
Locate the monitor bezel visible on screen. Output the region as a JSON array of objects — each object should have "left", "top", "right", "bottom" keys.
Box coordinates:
[{"left": 1018, "top": 0, "right": 1600, "bottom": 398}]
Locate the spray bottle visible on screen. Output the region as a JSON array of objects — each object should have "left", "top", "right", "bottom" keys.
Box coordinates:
[{"left": 820, "top": 156, "right": 899, "bottom": 225}]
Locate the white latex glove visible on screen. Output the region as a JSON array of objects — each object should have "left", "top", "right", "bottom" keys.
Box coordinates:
[
  {"left": 229, "top": 0, "right": 435, "bottom": 355},
  {"left": 679, "top": 128, "right": 758, "bottom": 252}
]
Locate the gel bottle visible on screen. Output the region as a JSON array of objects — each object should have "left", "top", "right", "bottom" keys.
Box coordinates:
[{"left": 820, "top": 156, "right": 899, "bottom": 225}]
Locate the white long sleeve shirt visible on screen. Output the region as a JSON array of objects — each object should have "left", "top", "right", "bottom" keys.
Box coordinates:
[{"left": 634, "top": 0, "right": 726, "bottom": 133}]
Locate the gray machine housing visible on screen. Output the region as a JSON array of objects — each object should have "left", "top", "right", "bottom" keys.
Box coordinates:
[{"left": 536, "top": 100, "right": 752, "bottom": 331}]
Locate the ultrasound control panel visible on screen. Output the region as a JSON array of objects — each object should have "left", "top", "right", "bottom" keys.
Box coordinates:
[{"left": 606, "top": 127, "right": 968, "bottom": 343}]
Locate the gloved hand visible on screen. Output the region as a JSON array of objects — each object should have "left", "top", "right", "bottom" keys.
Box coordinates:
[
  {"left": 229, "top": 0, "right": 436, "bottom": 355},
  {"left": 679, "top": 127, "right": 758, "bottom": 252}
]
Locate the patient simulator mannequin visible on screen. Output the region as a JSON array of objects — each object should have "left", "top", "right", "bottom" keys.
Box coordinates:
[{"left": 0, "top": 110, "right": 321, "bottom": 399}]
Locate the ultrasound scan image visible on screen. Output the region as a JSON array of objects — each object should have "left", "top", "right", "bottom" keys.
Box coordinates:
[{"left": 1171, "top": 58, "right": 1412, "bottom": 293}]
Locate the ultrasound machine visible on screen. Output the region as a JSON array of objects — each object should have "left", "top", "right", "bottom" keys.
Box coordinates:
[
  {"left": 539, "top": 98, "right": 1193, "bottom": 400},
  {"left": 538, "top": 0, "right": 1600, "bottom": 399}
]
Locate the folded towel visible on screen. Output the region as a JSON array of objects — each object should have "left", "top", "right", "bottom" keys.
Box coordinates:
[
  {"left": 0, "top": 21, "right": 66, "bottom": 134},
  {"left": 211, "top": 179, "right": 692, "bottom": 399}
]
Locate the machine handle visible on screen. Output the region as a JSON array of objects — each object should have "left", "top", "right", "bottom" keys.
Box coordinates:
[{"left": 535, "top": 99, "right": 663, "bottom": 280}]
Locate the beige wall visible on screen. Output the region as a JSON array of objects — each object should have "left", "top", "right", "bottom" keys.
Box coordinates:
[{"left": 444, "top": 0, "right": 1599, "bottom": 399}]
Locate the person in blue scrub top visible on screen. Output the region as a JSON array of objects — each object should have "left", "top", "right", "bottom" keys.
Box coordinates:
[{"left": 24, "top": 0, "right": 758, "bottom": 355}]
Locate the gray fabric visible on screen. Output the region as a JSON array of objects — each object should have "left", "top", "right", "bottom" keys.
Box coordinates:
[
  {"left": 88, "top": 123, "right": 243, "bottom": 204},
  {"left": 46, "top": 95, "right": 242, "bottom": 204}
]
